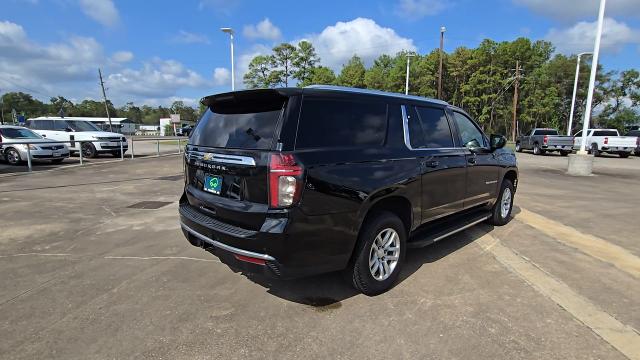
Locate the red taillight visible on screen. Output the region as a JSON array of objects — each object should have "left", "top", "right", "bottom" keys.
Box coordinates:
[
  {"left": 234, "top": 254, "right": 266, "bottom": 265},
  {"left": 604, "top": 137, "right": 608, "bottom": 145},
  {"left": 543, "top": 135, "right": 548, "bottom": 144},
  {"left": 269, "top": 153, "right": 303, "bottom": 208}
]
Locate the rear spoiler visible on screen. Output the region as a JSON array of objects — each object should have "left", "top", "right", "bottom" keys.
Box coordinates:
[{"left": 201, "top": 88, "right": 301, "bottom": 114}]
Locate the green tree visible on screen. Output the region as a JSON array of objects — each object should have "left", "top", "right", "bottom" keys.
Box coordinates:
[
  {"left": 337, "top": 55, "right": 366, "bottom": 88},
  {"left": 293, "top": 41, "right": 320, "bottom": 86},
  {"left": 271, "top": 43, "right": 297, "bottom": 87},
  {"left": 365, "top": 54, "right": 394, "bottom": 91},
  {"left": 303, "top": 66, "right": 336, "bottom": 86},
  {"left": 244, "top": 55, "right": 274, "bottom": 89}
]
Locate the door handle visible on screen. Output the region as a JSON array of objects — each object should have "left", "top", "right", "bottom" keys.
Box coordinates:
[
  {"left": 468, "top": 156, "right": 477, "bottom": 165},
  {"left": 423, "top": 160, "right": 440, "bottom": 168}
]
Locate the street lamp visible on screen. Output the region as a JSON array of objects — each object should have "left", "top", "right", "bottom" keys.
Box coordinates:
[
  {"left": 220, "top": 27, "right": 235, "bottom": 91},
  {"left": 437, "top": 26, "right": 446, "bottom": 99},
  {"left": 405, "top": 53, "right": 415, "bottom": 95},
  {"left": 567, "top": 52, "right": 592, "bottom": 136}
]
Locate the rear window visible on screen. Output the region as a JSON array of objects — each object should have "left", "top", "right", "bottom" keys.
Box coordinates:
[
  {"left": 296, "top": 98, "right": 387, "bottom": 149},
  {"left": 593, "top": 130, "right": 618, "bottom": 136},
  {"left": 190, "top": 107, "right": 283, "bottom": 150},
  {"left": 533, "top": 129, "right": 559, "bottom": 136}
]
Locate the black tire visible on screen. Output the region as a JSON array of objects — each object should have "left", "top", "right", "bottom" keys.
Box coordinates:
[
  {"left": 111, "top": 151, "right": 122, "bottom": 157},
  {"left": 619, "top": 152, "right": 630, "bottom": 158},
  {"left": 51, "top": 158, "right": 64, "bottom": 164},
  {"left": 560, "top": 150, "right": 570, "bottom": 156},
  {"left": 515, "top": 142, "right": 522, "bottom": 152},
  {"left": 347, "top": 211, "right": 406, "bottom": 296},
  {"left": 533, "top": 143, "right": 545, "bottom": 155},
  {"left": 4, "top": 148, "right": 22, "bottom": 165},
  {"left": 590, "top": 143, "right": 600, "bottom": 157},
  {"left": 488, "top": 179, "right": 515, "bottom": 226},
  {"left": 81, "top": 142, "right": 97, "bottom": 158}
]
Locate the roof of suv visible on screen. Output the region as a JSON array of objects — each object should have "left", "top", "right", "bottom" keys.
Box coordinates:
[{"left": 201, "top": 85, "right": 449, "bottom": 107}]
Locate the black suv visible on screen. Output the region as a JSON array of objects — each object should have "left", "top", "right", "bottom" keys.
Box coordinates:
[{"left": 179, "top": 86, "right": 518, "bottom": 295}]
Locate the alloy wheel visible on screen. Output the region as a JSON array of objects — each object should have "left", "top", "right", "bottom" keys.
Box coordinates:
[{"left": 368, "top": 228, "right": 400, "bottom": 281}]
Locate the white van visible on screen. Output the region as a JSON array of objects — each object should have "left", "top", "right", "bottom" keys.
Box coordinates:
[{"left": 26, "top": 118, "right": 127, "bottom": 158}]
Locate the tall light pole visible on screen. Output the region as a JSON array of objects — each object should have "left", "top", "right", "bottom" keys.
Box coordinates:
[
  {"left": 437, "top": 26, "right": 446, "bottom": 99},
  {"left": 220, "top": 27, "right": 235, "bottom": 91},
  {"left": 405, "top": 53, "right": 415, "bottom": 95},
  {"left": 578, "top": 0, "right": 605, "bottom": 154},
  {"left": 567, "top": 52, "right": 592, "bottom": 136}
]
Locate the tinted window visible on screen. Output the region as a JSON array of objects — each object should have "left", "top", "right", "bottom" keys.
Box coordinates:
[
  {"left": 574, "top": 130, "right": 582, "bottom": 137},
  {"left": 406, "top": 106, "right": 425, "bottom": 148},
  {"left": 0, "top": 128, "right": 42, "bottom": 139},
  {"left": 593, "top": 130, "right": 618, "bottom": 136},
  {"left": 533, "top": 129, "right": 559, "bottom": 136},
  {"left": 190, "top": 108, "right": 282, "bottom": 150},
  {"left": 52, "top": 120, "right": 69, "bottom": 131},
  {"left": 296, "top": 98, "right": 387, "bottom": 149},
  {"left": 452, "top": 112, "right": 486, "bottom": 148},
  {"left": 414, "top": 106, "right": 454, "bottom": 148},
  {"left": 33, "top": 120, "right": 54, "bottom": 130},
  {"left": 66, "top": 120, "right": 101, "bottom": 131},
  {"left": 627, "top": 130, "right": 640, "bottom": 136}
]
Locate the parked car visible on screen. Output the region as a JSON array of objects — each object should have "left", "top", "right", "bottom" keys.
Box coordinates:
[
  {"left": 176, "top": 125, "right": 193, "bottom": 137},
  {"left": 573, "top": 129, "right": 636, "bottom": 158},
  {"left": 0, "top": 125, "right": 69, "bottom": 165},
  {"left": 25, "top": 118, "right": 127, "bottom": 158},
  {"left": 515, "top": 128, "right": 574, "bottom": 156},
  {"left": 178, "top": 86, "right": 518, "bottom": 295},
  {"left": 625, "top": 130, "right": 640, "bottom": 156}
]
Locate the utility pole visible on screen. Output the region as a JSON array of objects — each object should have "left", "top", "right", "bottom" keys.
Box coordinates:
[
  {"left": 511, "top": 60, "right": 521, "bottom": 142},
  {"left": 437, "top": 26, "right": 446, "bottom": 99},
  {"left": 98, "top": 68, "right": 113, "bottom": 132},
  {"left": 405, "top": 54, "right": 415, "bottom": 95}
]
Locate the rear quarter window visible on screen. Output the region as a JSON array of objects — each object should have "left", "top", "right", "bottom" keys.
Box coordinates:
[{"left": 295, "top": 98, "right": 387, "bottom": 149}]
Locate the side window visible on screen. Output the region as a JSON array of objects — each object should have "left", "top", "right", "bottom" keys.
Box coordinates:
[
  {"left": 406, "top": 105, "right": 426, "bottom": 148},
  {"left": 38, "top": 120, "right": 54, "bottom": 130},
  {"left": 574, "top": 130, "right": 582, "bottom": 137},
  {"left": 414, "top": 106, "right": 454, "bottom": 148},
  {"left": 52, "top": 120, "right": 68, "bottom": 130},
  {"left": 296, "top": 98, "right": 387, "bottom": 149},
  {"left": 25, "top": 120, "right": 33, "bottom": 128},
  {"left": 452, "top": 112, "right": 486, "bottom": 148}
]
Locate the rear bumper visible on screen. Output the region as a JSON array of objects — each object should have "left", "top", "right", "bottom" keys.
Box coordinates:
[
  {"left": 541, "top": 145, "right": 572, "bottom": 150},
  {"left": 179, "top": 199, "right": 355, "bottom": 279},
  {"left": 601, "top": 146, "right": 634, "bottom": 152}
]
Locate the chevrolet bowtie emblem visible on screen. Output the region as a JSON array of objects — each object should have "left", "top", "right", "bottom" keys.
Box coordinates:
[{"left": 203, "top": 153, "right": 214, "bottom": 161}]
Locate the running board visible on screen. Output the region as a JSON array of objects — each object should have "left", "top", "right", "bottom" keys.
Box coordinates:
[{"left": 407, "top": 210, "right": 491, "bottom": 248}]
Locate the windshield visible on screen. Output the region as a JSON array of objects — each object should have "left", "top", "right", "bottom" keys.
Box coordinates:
[
  {"left": 533, "top": 129, "right": 559, "bottom": 135},
  {"left": 65, "top": 120, "right": 102, "bottom": 131},
  {"left": 0, "top": 127, "right": 42, "bottom": 139},
  {"left": 190, "top": 107, "right": 283, "bottom": 149}
]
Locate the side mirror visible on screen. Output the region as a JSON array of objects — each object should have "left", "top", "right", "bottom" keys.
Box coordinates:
[
  {"left": 465, "top": 139, "right": 490, "bottom": 154},
  {"left": 65, "top": 127, "right": 73, "bottom": 132},
  {"left": 490, "top": 134, "right": 507, "bottom": 151}
]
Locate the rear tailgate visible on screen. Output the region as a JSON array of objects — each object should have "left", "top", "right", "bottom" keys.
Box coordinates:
[
  {"left": 606, "top": 136, "right": 637, "bottom": 148},
  {"left": 547, "top": 135, "right": 574, "bottom": 147},
  {"left": 184, "top": 89, "right": 291, "bottom": 231}
]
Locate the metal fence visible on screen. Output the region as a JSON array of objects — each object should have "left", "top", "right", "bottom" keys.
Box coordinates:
[{"left": 1, "top": 136, "right": 187, "bottom": 172}]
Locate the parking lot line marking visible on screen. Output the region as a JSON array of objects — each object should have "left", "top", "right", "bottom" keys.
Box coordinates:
[
  {"left": 0, "top": 253, "right": 72, "bottom": 258},
  {"left": 103, "top": 256, "right": 219, "bottom": 262},
  {"left": 473, "top": 229, "right": 640, "bottom": 360},
  {"left": 516, "top": 208, "right": 640, "bottom": 279}
]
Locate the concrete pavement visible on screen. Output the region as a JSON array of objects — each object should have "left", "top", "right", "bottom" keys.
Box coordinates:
[{"left": 0, "top": 152, "right": 638, "bottom": 359}]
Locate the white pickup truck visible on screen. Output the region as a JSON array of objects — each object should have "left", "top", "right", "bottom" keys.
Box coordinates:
[{"left": 573, "top": 129, "right": 638, "bottom": 158}]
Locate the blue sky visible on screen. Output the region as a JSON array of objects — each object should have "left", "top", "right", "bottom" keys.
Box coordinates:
[{"left": 1, "top": 0, "right": 639, "bottom": 107}]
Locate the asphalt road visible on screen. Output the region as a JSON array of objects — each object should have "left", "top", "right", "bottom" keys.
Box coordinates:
[{"left": 0, "top": 152, "right": 638, "bottom": 359}]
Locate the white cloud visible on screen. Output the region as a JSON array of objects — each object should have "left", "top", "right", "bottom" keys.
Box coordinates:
[
  {"left": 395, "top": 0, "right": 447, "bottom": 20},
  {"left": 514, "top": 0, "right": 640, "bottom": 20},
  {"left": 78, "top": 0, "right": 119, "bottom": 27},
  {"left": 0, "top": 20, "right": 212, "bottom": 106},
  {"left": 545, "top": 18, "right": 640, "bottom": 54},
  {"left": 171, "top": 30, "right": 211, "bottom": 45},
  {"left": 237, "top": 43, "right": 271, "bottom": 82},
  {"left": 303, "top": 18, "right": 416, "bottom": 70},
  {"left": 111, "top": 51, "right": 133, "bottom": 63},
  {"left": 213, "top": 67, "right": 231, "bottom": 86},
  {"left": 243, "top": 18, "right": 282, "bottom": 41},
  {"left": 107, "top": 58, "right": 208, "bottom": 98}
]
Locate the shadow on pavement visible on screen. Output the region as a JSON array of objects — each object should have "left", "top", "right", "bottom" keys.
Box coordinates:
[{"left": 232, "top": 223, "right": 496, "bottom": 308}]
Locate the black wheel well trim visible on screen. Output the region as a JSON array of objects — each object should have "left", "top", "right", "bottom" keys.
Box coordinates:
[{"left": 503, "top": 168, "right": 518, "bottom": 189}]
